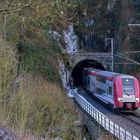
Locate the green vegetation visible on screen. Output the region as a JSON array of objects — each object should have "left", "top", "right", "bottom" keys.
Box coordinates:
[
  {"left": 0, "top": 0, "right": 140, "bottom": 139},
  {"left": 0, "top": 0, "right": 84, "bottom": 139},
  {"left": 0, "top": 37, "right": 81, "bottom": 139},
  {"left": 0, "top": 38, "right": 17, "bottom": 98},
  {"left": 1, "top": 0, "right": 84, "bottom": 80},
  {"left": 19, "top": 35, "right": 60, "bottom": 81},
  {"left": 0, "top": 73, "right": 81, "bottom": 139}
]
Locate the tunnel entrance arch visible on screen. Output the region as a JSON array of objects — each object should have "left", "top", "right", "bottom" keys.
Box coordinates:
[{"left": 71, "top": 59, "right": 105, "bottom": 86}]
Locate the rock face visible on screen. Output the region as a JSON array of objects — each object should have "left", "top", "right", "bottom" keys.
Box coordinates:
[
  {"left": 107, "top": 0, "right": 117, "bottom": 11},
  {"left": 64, "top": 24, "right": 78, "bottom": 53},
  {"left": 0, "top": 127, "right": 18, "bottom": 140}
]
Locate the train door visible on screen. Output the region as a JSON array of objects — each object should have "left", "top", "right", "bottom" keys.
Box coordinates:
[
  {"left": 96, "top": 76, "right": 107, "bottom": 96},
  {"left": 106, "top": 80, "right": 114, "bottom": 104},
  {"left": 90, "top": 76, "right": 96, "bottom": 93},
  {"left": 83, "top": 70, "right": 89, "bottom": 89}
]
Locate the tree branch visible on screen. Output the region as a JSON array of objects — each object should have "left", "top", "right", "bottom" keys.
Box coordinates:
[
  {"left": 0, "top": 0, "right": 32, "bottom": 15},
  {"left": 7, "top": 0, "right": 14, "bottom": 8},
  {"left": 0, "top": 9, "right": 10, "bottom": 14},
  {"left": 0, "top": 0, "right": 5, "bottom": 2}
]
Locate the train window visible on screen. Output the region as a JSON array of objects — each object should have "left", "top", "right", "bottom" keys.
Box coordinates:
[
  {"left": 122, "top": 78, "right": 134, "bottom": 85},
  {"left": 96, "top": 87, "right": 105, "bottom": 95},
  {"left": 122, "top": 78, "right": 135, "bottom": 95},
  {"left": 91, "top": 78, "right": 96, "bottom": 91},
  {"left": 96, "top": 76, "right": 106, "bottom": 83},
  {"left": 109, "top": 86, "right": 113, "bottom": 97}
]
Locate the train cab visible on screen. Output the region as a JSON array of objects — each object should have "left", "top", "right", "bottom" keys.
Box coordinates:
[{"left": 114, "top": 76, "right": 140, "bottom": 110}]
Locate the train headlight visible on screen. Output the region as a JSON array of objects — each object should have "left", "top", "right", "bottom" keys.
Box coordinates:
[
  {"left": 136, "top": 98, "right": 140, "bottom": 102},
  {"left": 118, "top": 98, "right": 123, "bottom": 102}
]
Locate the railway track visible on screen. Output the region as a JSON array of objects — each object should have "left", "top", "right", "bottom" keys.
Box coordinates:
[
  {"left": 118, "top": 111, "right": 140, "bottom": 126},
  {"left": 77, "top": 87, "right": 140, "bottom": 138},
  {"left": 79, "top": 86, "right": 140, "bottom": 126},
  {"left": 87, "top": 90, "right": 140, "bottom": 126}
]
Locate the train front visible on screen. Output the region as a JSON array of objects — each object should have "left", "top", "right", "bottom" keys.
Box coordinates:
[{"left": 114, "top": 76, "right": 140, "bottom": 111}]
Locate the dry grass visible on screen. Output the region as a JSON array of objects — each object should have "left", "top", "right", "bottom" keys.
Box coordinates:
[
  {"left": 0, "top": 37, "right": 17, "bottom": 96},
  {"left": 0, "top": 37, "right": 81, "bottom": 139},
  {"left": 0, "top": 73, "right": 81, "bottom": 139}
]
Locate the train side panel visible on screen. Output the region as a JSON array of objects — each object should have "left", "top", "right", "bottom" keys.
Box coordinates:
[
  {"left": 94, "top": 75, "right": 114, "bottom": 105},
  {"left": 114, "top": 77, "right": 123, "bottom": 108},
  {"left": 134, "top": 78, "right": 140, "bottom": 108},
  {"left": 82, "top": 70, "right": 91, "bottom": 93},
  {"left": 83, "top": 69, "right": 115, "bottom": 106}
]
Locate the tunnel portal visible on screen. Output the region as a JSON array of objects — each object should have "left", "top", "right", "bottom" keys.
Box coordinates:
[{"left": 71, "top": 59, "right": 105, "bottom": 86}]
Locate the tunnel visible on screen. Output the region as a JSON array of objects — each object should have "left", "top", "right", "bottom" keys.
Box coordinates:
[{"left": 71, "top": 59, "right": 105, "bottom": 86}]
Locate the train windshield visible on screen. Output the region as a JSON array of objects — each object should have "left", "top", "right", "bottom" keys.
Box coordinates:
[{"left": 122, "top": 78, "right": 135, "bottom": 95}]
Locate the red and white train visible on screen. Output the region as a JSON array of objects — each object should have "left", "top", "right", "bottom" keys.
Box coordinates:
[{"left": 82, "top": 68, "right": 140, "bottom": 111}]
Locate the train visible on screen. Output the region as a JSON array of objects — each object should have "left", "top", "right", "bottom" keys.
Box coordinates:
[{"left": 82, "top": 68, "right": 140, "bottom": 111}]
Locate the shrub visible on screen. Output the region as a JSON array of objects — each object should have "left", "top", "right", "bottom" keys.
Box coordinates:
[
  {"left": 0, "top": 37, "right": 17, "bottom": 100},
  {"left": 19, "top": 37, "right": 60, "bottom": 82},
  {"left": 0, "top": 74, "right": 81, "bottom": 139}
]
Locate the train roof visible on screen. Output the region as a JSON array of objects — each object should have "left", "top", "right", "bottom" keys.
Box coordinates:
[{"left": 83, "top": 68, "right": 135, "bottom": 79}]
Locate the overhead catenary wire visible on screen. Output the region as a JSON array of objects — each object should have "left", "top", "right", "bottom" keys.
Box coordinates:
[
  {"left": 122, "top": 51, "right": 140, "bottom": 54},
  {"left": 115, "top": 52, "right": 140, "bottom": 66}
]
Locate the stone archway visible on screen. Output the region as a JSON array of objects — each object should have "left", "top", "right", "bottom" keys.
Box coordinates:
[{"left": 71, "top": 59, "right": 105, "bottom": 86}]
